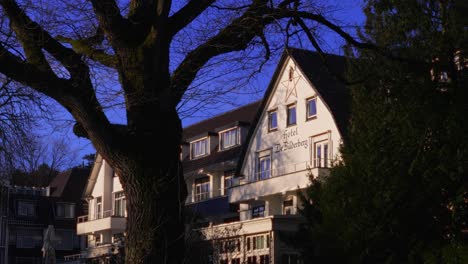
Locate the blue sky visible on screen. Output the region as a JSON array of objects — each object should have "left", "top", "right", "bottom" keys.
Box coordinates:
[{"left": 39, "top": 0, "right": 366, "bottom": 167}]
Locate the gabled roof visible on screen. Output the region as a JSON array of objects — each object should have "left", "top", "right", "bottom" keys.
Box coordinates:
[
  {"left": 49, "top": 167, "right": 90, "bottom": 201},
  {"left": 235, "top": 48, "right": 350, "bottom": 175},
  {"left": 288, "top": 48, "right": 350, "bottom": 136},
  {"left": 83, "top": 154, "right": 103, "bottom": 198}
]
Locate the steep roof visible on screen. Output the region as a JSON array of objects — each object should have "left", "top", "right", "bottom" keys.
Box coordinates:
[
  {"left": 183, "top": 101, "right": 261, "bottom": 141},
  {"left": 49, "top": 167, "right": 90, "bottom": 201},
  {"left": 288, "top": 48, "right": 350, "bottom": 137},
  {"left": 235, "top": 48, "right": 350, "bottom": 175}
]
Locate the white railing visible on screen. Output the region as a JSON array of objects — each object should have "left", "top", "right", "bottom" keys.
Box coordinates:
[
  {"left": 64, "top": 253, "right": 85, "bottom": 261},
  {"left": 245, "top": 159, "right": 336, "bottom": 184},
  {"left": 185, "top": 189, "right": 226, "bottom": 204},
  {"left": 77, "top": 209, "right": 125, "bottom": 223}
]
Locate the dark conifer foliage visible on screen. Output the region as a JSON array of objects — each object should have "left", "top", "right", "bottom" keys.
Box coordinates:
[{"left": 298, "top": 0, "right": 467, "bottom": 263}]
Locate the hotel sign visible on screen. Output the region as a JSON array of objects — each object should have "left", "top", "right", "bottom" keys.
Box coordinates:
[{"left": 274, "top": 127, "right": 308, "bottom": 153}]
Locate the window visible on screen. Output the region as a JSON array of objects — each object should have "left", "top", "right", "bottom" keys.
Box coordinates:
[
  {"left": 306, "top": 97, "right": 317, "bottom": 120},
  {"left": 268, "top": 110, "right": 278, "bottom": 131},
  {"left": 56, "top": 203, "right": 75, "bottom": 218},
  {"left": 114, "top": 192, "right": 126, "bottom": 217},
  {"left": 223, "top": 170, "right": 235, "bottom": 195},
  {"left": 257, "top": 155, "right": 271, "bottom": 180},
  {"left": 287, "top": 104, "right": 296, "bottom": 126},
  {"left": 283, "top": 199, "right": 294, "bottom": 215},
  {"left": 95, "top": 233, "right": 102, "bottom": 244},
  {"left": 191, "top": 138, "right": 208, "bottom": 158},
  {"left": 251, "top": 205, "right": 265, "bottom": 219},
  {"left": 260, "top": 255, "right": 270, "bottom": 264},
  {"left": 314, "top": 141, "right": 329, "bottom": 168},
  {"left": 95, "top": 197, "right": 102, "bottom": 219},
  {"left": 247, "top": 256, "right": 257, "bottom": 264},
  {"left": 247, "top": 234, "right": 269, "bottom": 251},
  {"left": 220, "top": 128, "right": 239, "bottom": 150},
  {"left": 220, "top": 239, "right": 240, "bottom": 253},
  {"left": 17, "top": 201, "right": 35, "bottom": 217},
  {"left": 194, "top": 177, "right": 210, "bottom": 202},
  {"left": 281, "top": 254, "right": 300, "bottom": 264},
  {"left": 16, "top": 229, "right": 42, "bottom": 248}
]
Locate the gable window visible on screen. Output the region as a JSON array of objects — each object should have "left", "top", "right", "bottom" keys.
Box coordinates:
[
  {"left": 287, "top": 104, "right": 297, "bottom": 126},
  {"left": 223, "top": 170, "right": 235, "bottom": 195},
  {"left": 306, "top": 97, "right": 317, "bottom": 120},
  {"left": 194, "top": 177, "right": 210, "bottom": 202},
  {"left": 56, "top": 203, "right": 75, "bottom": 218},
  {"left": 191, "top": 138, "right": 208, "bottom": 158},
  {"left": 113, "top": 192, "right": 126, "bottom": 217},
  {"left": 257, "top": 153, "right": 271, "bottom": 180},
  {"left": 314, "top": 141, "right": 329, "bottom": 168},
  {"left": 220, "top": 128, "right": 239, "bottom": 150},
  {"left": 268, "top": 110, "right": 278, "bottom": 131},
  {"left": 17, "top": 201, "right": 35, "bottom": 217},
  {"left": 251, "top": 205, "right": 265, "bottom": 219},
  {"left": 95, "top": 197, "right": 102, "bottom": 219}
]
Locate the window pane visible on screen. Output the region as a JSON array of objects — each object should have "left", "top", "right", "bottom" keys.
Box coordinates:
[
  {"left": 269, "top": 111, "right": 278, "bottom": 130},
  {"left": 307, "top": 98, "right": 317, "bottom": 118},
  {"left": 287, "top": 106, "right": 296, "bottom": 125}
]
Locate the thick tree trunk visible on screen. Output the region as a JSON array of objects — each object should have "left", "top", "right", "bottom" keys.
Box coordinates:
[{"left": 109, "top": 108, "right": 187, "bottom": 264}]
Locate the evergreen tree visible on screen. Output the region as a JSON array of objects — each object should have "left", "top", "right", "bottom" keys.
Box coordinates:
[{"left": 298, "top": 0, "right": 467, "bottom": 263}]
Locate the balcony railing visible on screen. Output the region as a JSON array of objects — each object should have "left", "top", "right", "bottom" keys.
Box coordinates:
[
  {"left": 77, "top": 210, "right": 125, "bottom": 223},
  {"left": 185, "top": 189, "right": 226, "bottom": 204},
  {"left": 244, "top": 159, "right": 335, "bottom": 184}
]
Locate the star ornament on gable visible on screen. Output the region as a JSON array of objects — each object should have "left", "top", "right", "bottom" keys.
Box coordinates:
[{"left": 281, "top": 66, "right": 301, "bottom": 101}]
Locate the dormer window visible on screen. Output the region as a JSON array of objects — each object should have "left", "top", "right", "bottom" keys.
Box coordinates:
[
  {"left": 191, "top": 138, "right": 208, "bottom": 159},
  {"left": 220, "top": 128, "right": 239, "bottom": 150}
]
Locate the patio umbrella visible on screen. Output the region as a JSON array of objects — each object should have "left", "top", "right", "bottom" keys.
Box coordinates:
[{"left": 42, "top": 224, "right": 56, "bottom": 264}]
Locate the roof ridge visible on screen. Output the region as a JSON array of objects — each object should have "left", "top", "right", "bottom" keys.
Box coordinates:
[
  {"left": 183, "top": 100, "right": 261, "bottom": 130},
  {"left": 286, "top": 47, "right": 344, "bottom": 58}
]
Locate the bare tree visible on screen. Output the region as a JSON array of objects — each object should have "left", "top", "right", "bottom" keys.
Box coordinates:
[{"left": 0, "top": 0, "right": 373, "bottom": 262}]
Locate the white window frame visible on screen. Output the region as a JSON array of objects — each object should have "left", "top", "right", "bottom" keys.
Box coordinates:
[
  {"left": 310, "top": 132, "right": 332, "bottom": 169},
  {"left": 314, "top": 140, "right": 329, "bottom": 168},
  {"left": 193, "top": 176, "right": 210, "bottom": 202},
  {"left": 283, "top": 198, "right": 294, "bottom": 215},
  {"left": 219, "top": 127, "right": 239, "bottom": 150},
  {"left": 95, "top": 196, "right": 102, "bottom": 219},
  {"left": 287, "top": 103, "right": 297, "bottom": 126},
  {"left": 222, "top": 170, "right": 235, "bottom": 196},
  {"left": 113, "top": 191, "right": 126, "bottom": 217},
  {"left": 190, "top": 137, "right": 209, "bottom": 159},
  {"left": 256, "top": 149, "right": 272, "bottom": 181},
  {"left": 268, "top": 109, "right": 278, "bottom": 131},
  {"left": 306, "top": 96, "right": 317, "bottom": 120}
]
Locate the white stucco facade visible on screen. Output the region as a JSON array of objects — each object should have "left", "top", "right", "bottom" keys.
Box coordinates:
[{"left": 77, "top": 157, "right": 126, "bottom": 261}]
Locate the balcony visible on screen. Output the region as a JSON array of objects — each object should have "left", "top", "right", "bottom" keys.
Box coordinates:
[
  {"left": 77, "top": 210, "right": 126, "bottom": 235},
  {"left": 201, "top": 215, "right": 304, "bottom": 239},
  {"left": 229, "top": 161, "right": 330, "bottom": 203}
]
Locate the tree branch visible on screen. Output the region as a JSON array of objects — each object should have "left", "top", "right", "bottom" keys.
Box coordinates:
[
  {"left": 168, "top": 0, "right": 215, "bottom": 37},
  {"left": 56, "top": 35, "right": 117, "bottom": 68},
  {"left": 0, "top": 0, "right": 88, "bottom": 77},
  {"left": 170, "top": 0, "right": 273, "bottom": 105},
  {"left": 89, "top": 0, "right": 153, "bottom": 47}
]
